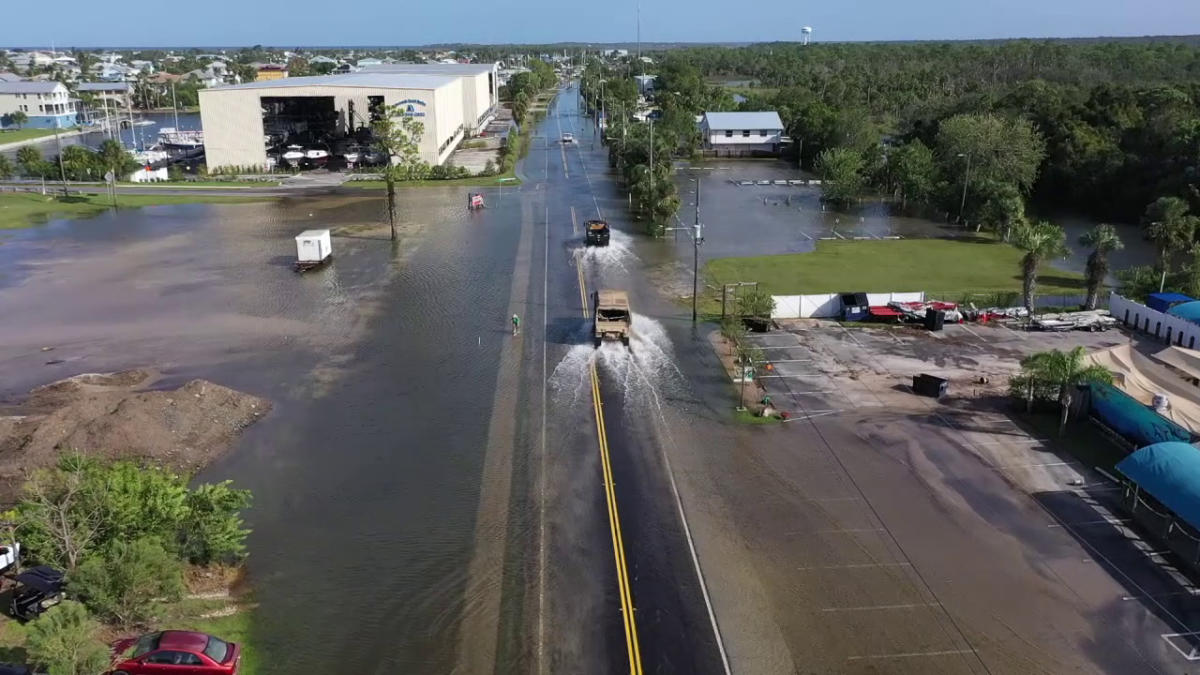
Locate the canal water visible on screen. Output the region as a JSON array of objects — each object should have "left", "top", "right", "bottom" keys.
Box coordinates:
[{"left": 1, "top": 111, "right": 202, "bottom": 161}]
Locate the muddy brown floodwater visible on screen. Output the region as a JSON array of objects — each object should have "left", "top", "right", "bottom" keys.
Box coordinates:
[{"left": 0, "top": 186, "right": 530, "bottom": 673}]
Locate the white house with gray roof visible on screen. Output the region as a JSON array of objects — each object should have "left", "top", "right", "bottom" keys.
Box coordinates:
[
  {"left": 0, "top": 81, "right": 77, "bottom": 129},
  {"left": 700, "top": 111, "right": 784, "bottom": 156}
]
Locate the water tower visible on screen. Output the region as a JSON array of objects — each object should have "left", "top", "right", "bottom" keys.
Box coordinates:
[{"left": 802, "top": 26, "right": 813, "bottom": 45}]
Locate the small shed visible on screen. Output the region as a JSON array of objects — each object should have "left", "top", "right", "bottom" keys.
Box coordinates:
[
  {"left": 1148, "top": 292, "right": 1196, "bottom": 314},
  {"left": 295, "top": 229, "right": 332, "bottom": 264}
]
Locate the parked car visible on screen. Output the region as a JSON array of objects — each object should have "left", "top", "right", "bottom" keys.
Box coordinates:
[
  {"left": 0, "top": 664, "right": 31, "bottom": 675},
  {"left": 109, "top": 631, "right": 241, "bottom": 675},
  {"left": 9, "top": 565, "right": 65, "bottom": 621},
  {"left": 0, "top": 542, "right": 19, "bottom": 575}
]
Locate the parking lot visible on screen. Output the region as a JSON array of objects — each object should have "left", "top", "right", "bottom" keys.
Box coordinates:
[{"left": 723, "top": 320, "right": 1200, "bottom": 672}]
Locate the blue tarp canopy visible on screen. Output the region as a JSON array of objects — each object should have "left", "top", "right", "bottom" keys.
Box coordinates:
[
  {"left": 1116, "top": 442, "right": 1200, "bottom": 530},
  {"left": 1167, "top": 301, "right": 1200, "bottom": 323}
]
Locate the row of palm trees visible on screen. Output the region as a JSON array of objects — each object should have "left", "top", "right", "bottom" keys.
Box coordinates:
[{"left": 1012, "top": 221, "right": 1123, "bottom": 311}]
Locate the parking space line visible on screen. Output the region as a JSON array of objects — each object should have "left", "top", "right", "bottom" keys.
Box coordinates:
[
  {"left": 1047, "top": 518, "right": 1130, "bottom": 528},
  {"left": 821, "top": 602, "right": 938, "bottom": 612},
  {"left": 1162, "top": 633, "right": 1200, "bottom": 661},
  {"left": 992, "top": 460, "right": 1079, "bottom": 469},
  {"left": 846, "top": 649, "right": 975, "bottom": 662}
]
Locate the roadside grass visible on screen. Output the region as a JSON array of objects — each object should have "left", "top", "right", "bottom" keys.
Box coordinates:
[
  {"left": 0, "top": 192, "right": 270, "bottom": 229},
  {"left": 0, "top": 127, "right": 79, "bottom": 145},
  {"left": 162, "top": 597, "right": 258, "bottom": 675},
  {"left": 734, "top": 408, "right": 780, "bottom": 425},
  {"left": 705, "top": 238, "right": 1086, "bottom": 298}
]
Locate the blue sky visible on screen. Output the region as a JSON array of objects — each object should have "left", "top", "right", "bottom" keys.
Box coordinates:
[{"left": 2, "top": 0, "right": 1198, "bottom": 47}]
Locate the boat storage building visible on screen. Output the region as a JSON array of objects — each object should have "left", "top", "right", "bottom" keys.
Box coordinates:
[
  {"left": 199, "top": 72, "right": 468, "bottom": 170},
  {"left": 356, "top": 63, "right": 498, "bottom": 133}
]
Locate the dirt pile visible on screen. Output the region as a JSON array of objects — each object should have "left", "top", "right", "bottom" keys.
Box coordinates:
[{"left": 0, "top": 370, "right": 269, "bottom": 500}]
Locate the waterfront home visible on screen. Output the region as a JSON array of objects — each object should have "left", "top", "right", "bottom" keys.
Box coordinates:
[
  {"left": 699, "top": 111, "right": 785, "bottom": 157},
  {"left": 76, "top": 81, "right": 132, "bottom": 109},
  {"left": 0, "top": 81, "right": 77, "bottom": 129}
]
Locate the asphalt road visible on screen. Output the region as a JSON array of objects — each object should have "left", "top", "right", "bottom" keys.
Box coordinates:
[{"left": 522, "top": 84, "right": 726, "bottom": 674}]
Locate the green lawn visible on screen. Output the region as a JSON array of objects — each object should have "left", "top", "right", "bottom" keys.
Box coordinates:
[
  {"left": 705, "top": 238, "right": 1086, "bottom": 297},
  {"left": 0, "top": 192, "right": 271, "bottom": 229},
  {"left": 0, "top": 127, "right": 79, "bottom": 145}
]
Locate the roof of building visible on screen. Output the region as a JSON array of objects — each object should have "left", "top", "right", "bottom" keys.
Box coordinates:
[
  {"left": 0, "top": 81, "right": 65, "bottom": 94},
  {"left": 76, "top": 82, "right": 131, "bottom": 92},
  {"left": 1116, "top": 441, "right": 1200, "bottom": 530},
  {"left": 205, "top": 72, "right": 459, "bottom": 92},
  {"left": 702, "top": 111, "right": 784, "bottom": 131},
  {"left": 1150, "top": 292, "right": 1194, "bottom": 304},
  {"left": 1168, "top": 301, "right": 1200, "bottom": 323},
  {"left": 358, "top": 62, "right": 497, "bottom": 76},
  {"left": 257, "top": 64, "right": 288, "bottom": 72}
]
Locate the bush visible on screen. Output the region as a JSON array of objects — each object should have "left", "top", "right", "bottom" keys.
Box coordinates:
[
  {"left": 480, "top": 159, "right": 496, "bottom": 176},
  {"left": 72, "top": 537, "right": 184, "bottom": 626},
  {"left": 25, "top": 601, "right": 110, "bottom": 675},
  {"left": 167, "top": 165, "right": 184, "bottom": 181},
  {"left": 16, "top": 456, "right": 252, "bottom": 571}
]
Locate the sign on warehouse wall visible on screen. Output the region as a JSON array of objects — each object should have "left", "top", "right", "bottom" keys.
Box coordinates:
[{"left": 394, "top": 98, "right": 427, "bottom": 117}]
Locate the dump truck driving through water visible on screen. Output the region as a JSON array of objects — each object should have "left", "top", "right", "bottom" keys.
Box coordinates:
[
  {"left": 585, "top": 219, "right": 610, "bottom": 246},
  {"left": 593, "top": 290, "right": 632, "bottom": 346}
]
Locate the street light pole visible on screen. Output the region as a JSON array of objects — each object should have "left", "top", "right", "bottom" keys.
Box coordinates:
[
  {"left": 957, "top": 152, "right": 972, "bottom": 224},
  {"left": 693, "top": 177, "right": 701, "bottom": 323}
]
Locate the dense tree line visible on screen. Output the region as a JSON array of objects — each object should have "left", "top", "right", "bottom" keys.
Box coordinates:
[
  {"left": 654, "top": 40, "right": 1200, "bottom": 225},
  {"left": 581, "top": 61, "right": 681, "bottom": 235},
  {"left": 502, "top": 59, "right": 556, "bottom": 124}
]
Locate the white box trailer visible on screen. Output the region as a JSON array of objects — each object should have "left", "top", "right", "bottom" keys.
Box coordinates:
[{"left": 294, "top": 229, "right": 332, "bottom": 272}]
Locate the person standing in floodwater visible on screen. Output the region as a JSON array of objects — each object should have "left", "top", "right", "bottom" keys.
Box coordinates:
[{"left": 512, "top": 314, "right": 520, "bottom": 336}]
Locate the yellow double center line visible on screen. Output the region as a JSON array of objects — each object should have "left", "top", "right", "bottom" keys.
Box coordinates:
[{"left": 577, "top": 261, "right": 644, "bottom": 674}]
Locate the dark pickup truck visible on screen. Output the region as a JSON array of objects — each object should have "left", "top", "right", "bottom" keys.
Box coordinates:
[{"left": 585, "top": 219, "right": 610, "bottom": 246}]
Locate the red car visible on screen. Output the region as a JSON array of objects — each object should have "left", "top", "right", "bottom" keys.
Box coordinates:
[{"left": 108, "top": 630, "right": 240, "bottom": 675}]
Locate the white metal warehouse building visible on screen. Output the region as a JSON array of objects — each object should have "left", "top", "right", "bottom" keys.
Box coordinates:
[
  {"left": 357, "top": 63, "right": 498, "bottom": 133},
  {"left": 199, "top": 72, "right": 470, "bottom": 170}
]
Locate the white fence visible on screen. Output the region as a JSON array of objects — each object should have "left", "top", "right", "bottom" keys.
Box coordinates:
[
  {"left": 770, "top": 291, "right": 927, "bottom": 319},
  {"left": 1110, "top": 292, "right": 1200, "bottom": 349}
]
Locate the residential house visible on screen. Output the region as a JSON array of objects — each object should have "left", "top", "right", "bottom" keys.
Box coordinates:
[
  {"left": 699, "top": 111, "right": 785, "bottom": 156},
  {"left": 0, "top": 72, "right": 22, "bottom": 82},
  {"left": 129, "top": 60, "right": 155, "bottom": 73},
  {"left": 0, "top": 81, "right": 77, "bottom": 129},
  {"left": 355, "top": 58, "right": 383, "bottom": 68},
  {"left": 76, "top": 81, "right": 132, "bottom": 109},
  {"left": 185, "top": 69, "right": 222, "bottom": 88},
  {"left": 254, "top": 64, "right": 288, "bottom": 81}
]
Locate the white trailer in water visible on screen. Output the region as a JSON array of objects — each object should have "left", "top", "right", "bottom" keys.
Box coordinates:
[{"left": 294, "top": 229, "right": 332, "bottom": 272}]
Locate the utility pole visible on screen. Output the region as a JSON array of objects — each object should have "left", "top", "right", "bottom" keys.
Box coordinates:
[
  {"left": 648, "top": 118, "right": 654, "bottom": 219},
  {"left": 692, "top": 177, "right": 702, "bottom": 323},
  {"left": 52, "top": 120, "right": 68, "bottom": 197},
  {"left": 957, "top": 152, "right": 972, "bottom": 225}
]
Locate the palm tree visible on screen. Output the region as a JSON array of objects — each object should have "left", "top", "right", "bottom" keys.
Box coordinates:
[
  {"left": 1012, "top": 220, "right": 1069, "bottom": 311},
  {"left": 1143, "top": 196, "right": 1196, "bottom": 272},
  {"left": 10, "top": 111, "right": 28, "bottom": 130},
  {"left": 1078, "top": 224, "right": 1124, "bottom": 309},
  {"left": 1016, "top": 347, "right": 1113, "bottom": 434}
]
